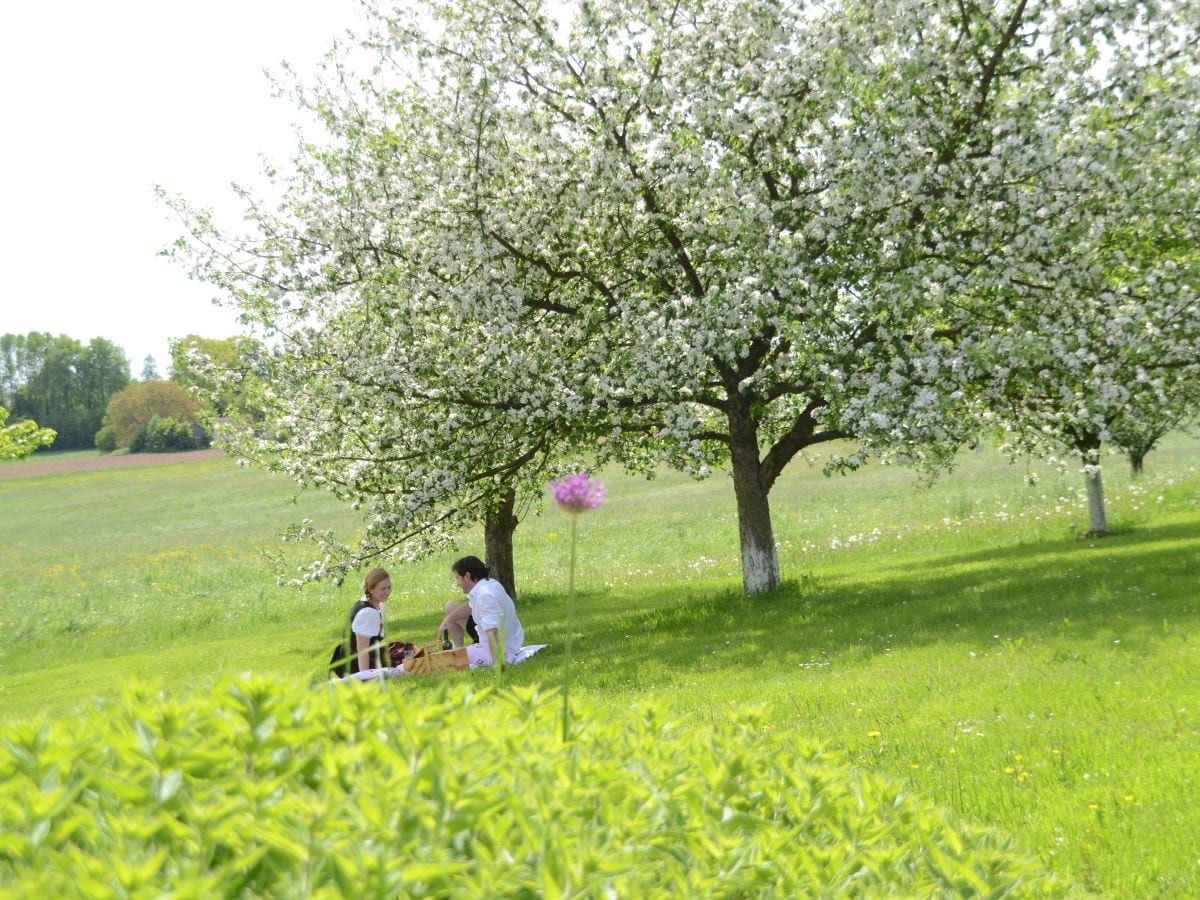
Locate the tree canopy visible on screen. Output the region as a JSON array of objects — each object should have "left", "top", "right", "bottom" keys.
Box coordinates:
[
  {"left": 168, "top": 0, "right": 1200, "bottom": 593},
  {"left": 0, "top": 407, "right": 56, "bottom": 460},
  {"left": 959, "top": 56, "right": 1200, "bottom": 532},
  {"left": 104, "top": 380, "right": 203, "bottom": 449},
  {"left": 0, "top": 333, "right": 131, "bottom": 451}
]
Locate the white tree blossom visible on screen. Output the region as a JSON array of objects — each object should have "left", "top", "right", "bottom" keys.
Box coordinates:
[
  {"left": 958, "top": 16, "right": 1200, "bottom": 533},
  {"left": 166, "top": 75, "right": 627, "bottom": 590},
  {"left": 166, "top": 0, "right": 1199, "bottom": 593}
]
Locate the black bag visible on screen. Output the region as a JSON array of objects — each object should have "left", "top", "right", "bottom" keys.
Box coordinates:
[
  {"left": 328, "top": 639, "right": 350, "bottom": 678},
  {"left": 328, "top": 599, "right": 374, "bottom": 678}
]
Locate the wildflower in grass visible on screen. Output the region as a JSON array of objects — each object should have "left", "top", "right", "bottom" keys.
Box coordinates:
[
  {"left": 550, "top": 472, "right": 605, "bottom": 742},
  {"left": 868, "top": 730, "right": 881, "bottom": 738},
  {"left": 551, "top": 472, "right": 606, "bottom": 515}
]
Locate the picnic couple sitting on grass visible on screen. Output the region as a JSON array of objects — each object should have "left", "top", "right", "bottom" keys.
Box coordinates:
[{"left": 330, "top": 555, "right": 529, "bottom": 680}]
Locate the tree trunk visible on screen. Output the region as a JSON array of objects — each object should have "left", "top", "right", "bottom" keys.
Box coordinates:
[
  {"left": 1083, "top": 467, "right": 1109, "bottom": 536},
  {"left": 1128, "top": 451, "right": 1145, "bottom": 477},
  {"left": 484, "top": 486, "right": 519, "bottom": 599},
  {"left": 726, "top": 396, "right": 780, "bottom": 595},
  {"left": 1076, "top": 437, "right": 1109, "bottom": 537}
]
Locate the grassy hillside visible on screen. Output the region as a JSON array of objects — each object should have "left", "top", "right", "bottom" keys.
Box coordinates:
[{"left": 1, "top": 434, "right": 1197, "bottom": 894}]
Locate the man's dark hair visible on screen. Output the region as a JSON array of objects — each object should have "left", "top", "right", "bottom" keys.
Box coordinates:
[{"left": 451, "top": 555, "right": 489, "bottom": 581}]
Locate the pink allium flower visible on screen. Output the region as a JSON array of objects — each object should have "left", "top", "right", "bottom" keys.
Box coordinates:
[
  {"left": 549, "top": 472, "right": 604, "bottom": 743},
  {"left": 550, "top": 473, "right": 605, "bottom": 513}
]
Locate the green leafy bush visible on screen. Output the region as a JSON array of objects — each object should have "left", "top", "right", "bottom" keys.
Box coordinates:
[
  {"left": 128, "top": 416, "right": 197, "bottom": 453},
  {"left": 0, "top": 677, "right": 1060, "bottom": 897},
  {"left": 94, "top": 425, "right": 118, "bottom": 454}
]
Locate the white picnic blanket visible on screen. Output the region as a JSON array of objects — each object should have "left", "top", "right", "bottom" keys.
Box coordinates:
[
  {"left": 510, "top": 643, "right": 549, "bottom": 664},
  {"left": 339, "top": 644, "right": 549, "bottom": 682}
]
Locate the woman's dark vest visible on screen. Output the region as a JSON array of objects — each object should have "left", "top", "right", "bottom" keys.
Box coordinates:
[{"left": 347, "top": 599, "right": 384, "bottom": 674}]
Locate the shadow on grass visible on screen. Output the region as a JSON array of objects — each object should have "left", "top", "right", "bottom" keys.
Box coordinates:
[
  {"left": 505, "top": 519, "right": 1199, "bottom": 691},
  {"left": 833, "top": 519, "right": 1199, "bottom": 639},
  {"left": 293, "top": 518, "right": 1196, "bottom": 703},
  {"left": 10, "top": 520, "right": 1190, "bottom": 723}
]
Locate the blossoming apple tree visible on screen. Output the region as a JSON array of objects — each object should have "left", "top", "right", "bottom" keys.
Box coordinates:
[
  {"left": 168, "top": 0, "right": 1198, "bottom": 594},
  {"left": 959, "top": 33, "right": 1200, "bottom": 534},
  {"left": 164, "top": 81, "right": 629, "bottom": 591},
  {"left": 367, "top": 0, "right": 1198, "bottom": 591}
]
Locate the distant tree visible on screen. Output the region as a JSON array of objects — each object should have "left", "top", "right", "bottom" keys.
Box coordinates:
[
  {"left": 104, "top": 380, "right": 202, "bottom": 448},
  {"left": 78, "top": 338, "right": 132, "bottom": 422},
  {"left": 0, "top": 407, "right": 56, "bottom": 460},
  {"left": 6, "top": 334, "right": 131, "bottom": 450},
  {"left": 169, "top": 335, "right": 264, "bottom": 420},
  {"left": 969, "top": 71, "right": 1200, "bottom": 534},
  {"left": 12, "top": 335, "right": 82, "bottom": 443},
  {"left": 94, "top": 424, "right": 118, "bottom": 455},
  {"left": 139, "top": 355, "right": 160, "bottom": 382},
  {"left": 169, "top": 336, "right": 242, "bottom": 378},
  {"left": 1110, "top": 378, "right": 1198, "bottom": 478},
  {"left": 0, "top": 333, "right": 48, "bottom": 410},
  {"left": 0, "top": 335, "right": 27, "bottom": 409}
]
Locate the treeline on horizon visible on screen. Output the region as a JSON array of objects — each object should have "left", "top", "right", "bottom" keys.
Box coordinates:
[{"left": 0, "top": 332, "right": 239, "bottom": 452}]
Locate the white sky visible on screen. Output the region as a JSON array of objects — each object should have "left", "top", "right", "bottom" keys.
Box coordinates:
[{"left": 0, "top": 0, "right": 368, "bottom": 374}]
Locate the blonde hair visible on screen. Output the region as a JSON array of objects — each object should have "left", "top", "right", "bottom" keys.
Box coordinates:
[{"left": 363, "top": 567, "right": 390, "bottom": 596}]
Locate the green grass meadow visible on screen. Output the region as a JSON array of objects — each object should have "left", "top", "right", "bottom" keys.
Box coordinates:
[{"left": 1, "top": 435, "right": 1198, "bottom": 895}]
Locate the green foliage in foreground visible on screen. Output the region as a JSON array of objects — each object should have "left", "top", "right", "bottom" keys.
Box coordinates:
[
  {"left": 0, "top": 435, "right": 1197, "bottom": 895},
  {"left": 0, "top": 677, "right": 1061, "bottom": 898}
]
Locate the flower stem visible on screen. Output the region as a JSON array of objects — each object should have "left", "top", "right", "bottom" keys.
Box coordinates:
[{"left": 562, "top": 514, "right": 578, "bottom": 742}]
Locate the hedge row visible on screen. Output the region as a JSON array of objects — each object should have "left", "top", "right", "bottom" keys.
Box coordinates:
[{"left": 0, "top": 677, "right": 1061, "bottom": 897}]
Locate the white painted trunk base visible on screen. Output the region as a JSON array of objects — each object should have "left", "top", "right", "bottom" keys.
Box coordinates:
[
  {"left": 1084, "top": 469, "right": 1109, "bottom": 535},
  {"left": 741, "top": 540, "right": 780, "bottom": 596}
]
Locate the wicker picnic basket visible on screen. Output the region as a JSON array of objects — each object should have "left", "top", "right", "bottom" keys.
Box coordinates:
[{"left": 404, "top": 643, "right": 469, "bottom": 676}]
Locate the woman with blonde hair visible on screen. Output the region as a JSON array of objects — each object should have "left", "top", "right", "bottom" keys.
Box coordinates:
[
  {"left": 330, "top": 567, "right": 416, "bottom": 676},
  {"left": 347, "top": 568, "right": 392, "bottom": 674}
]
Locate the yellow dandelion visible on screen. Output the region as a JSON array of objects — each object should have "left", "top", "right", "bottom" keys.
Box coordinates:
[
  {"left": 868, "top": 730, "right": 881, "bottom": 738},
  {"left": 1089, "top": 803, "right": 1100, "bottom": 810},
  {"left": 948, "top": 748, "right": 957, "bottom": 755},
  {"left": 1052, "top": 749, "right": 1061, "bottom": 756},
  {"left": 910, "top": 764, "right": 920, "bottom": 769},
  {"left": 1124, "top": 795, "right": 1134, "bottom": 802},
  {"left": 1005, "top": 766, "right": 1016, "bottom": 774}
]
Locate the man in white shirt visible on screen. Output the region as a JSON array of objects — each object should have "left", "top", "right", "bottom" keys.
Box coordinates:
[{"left": 450, "top": 555, "right": 525, "bottom": 666}]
